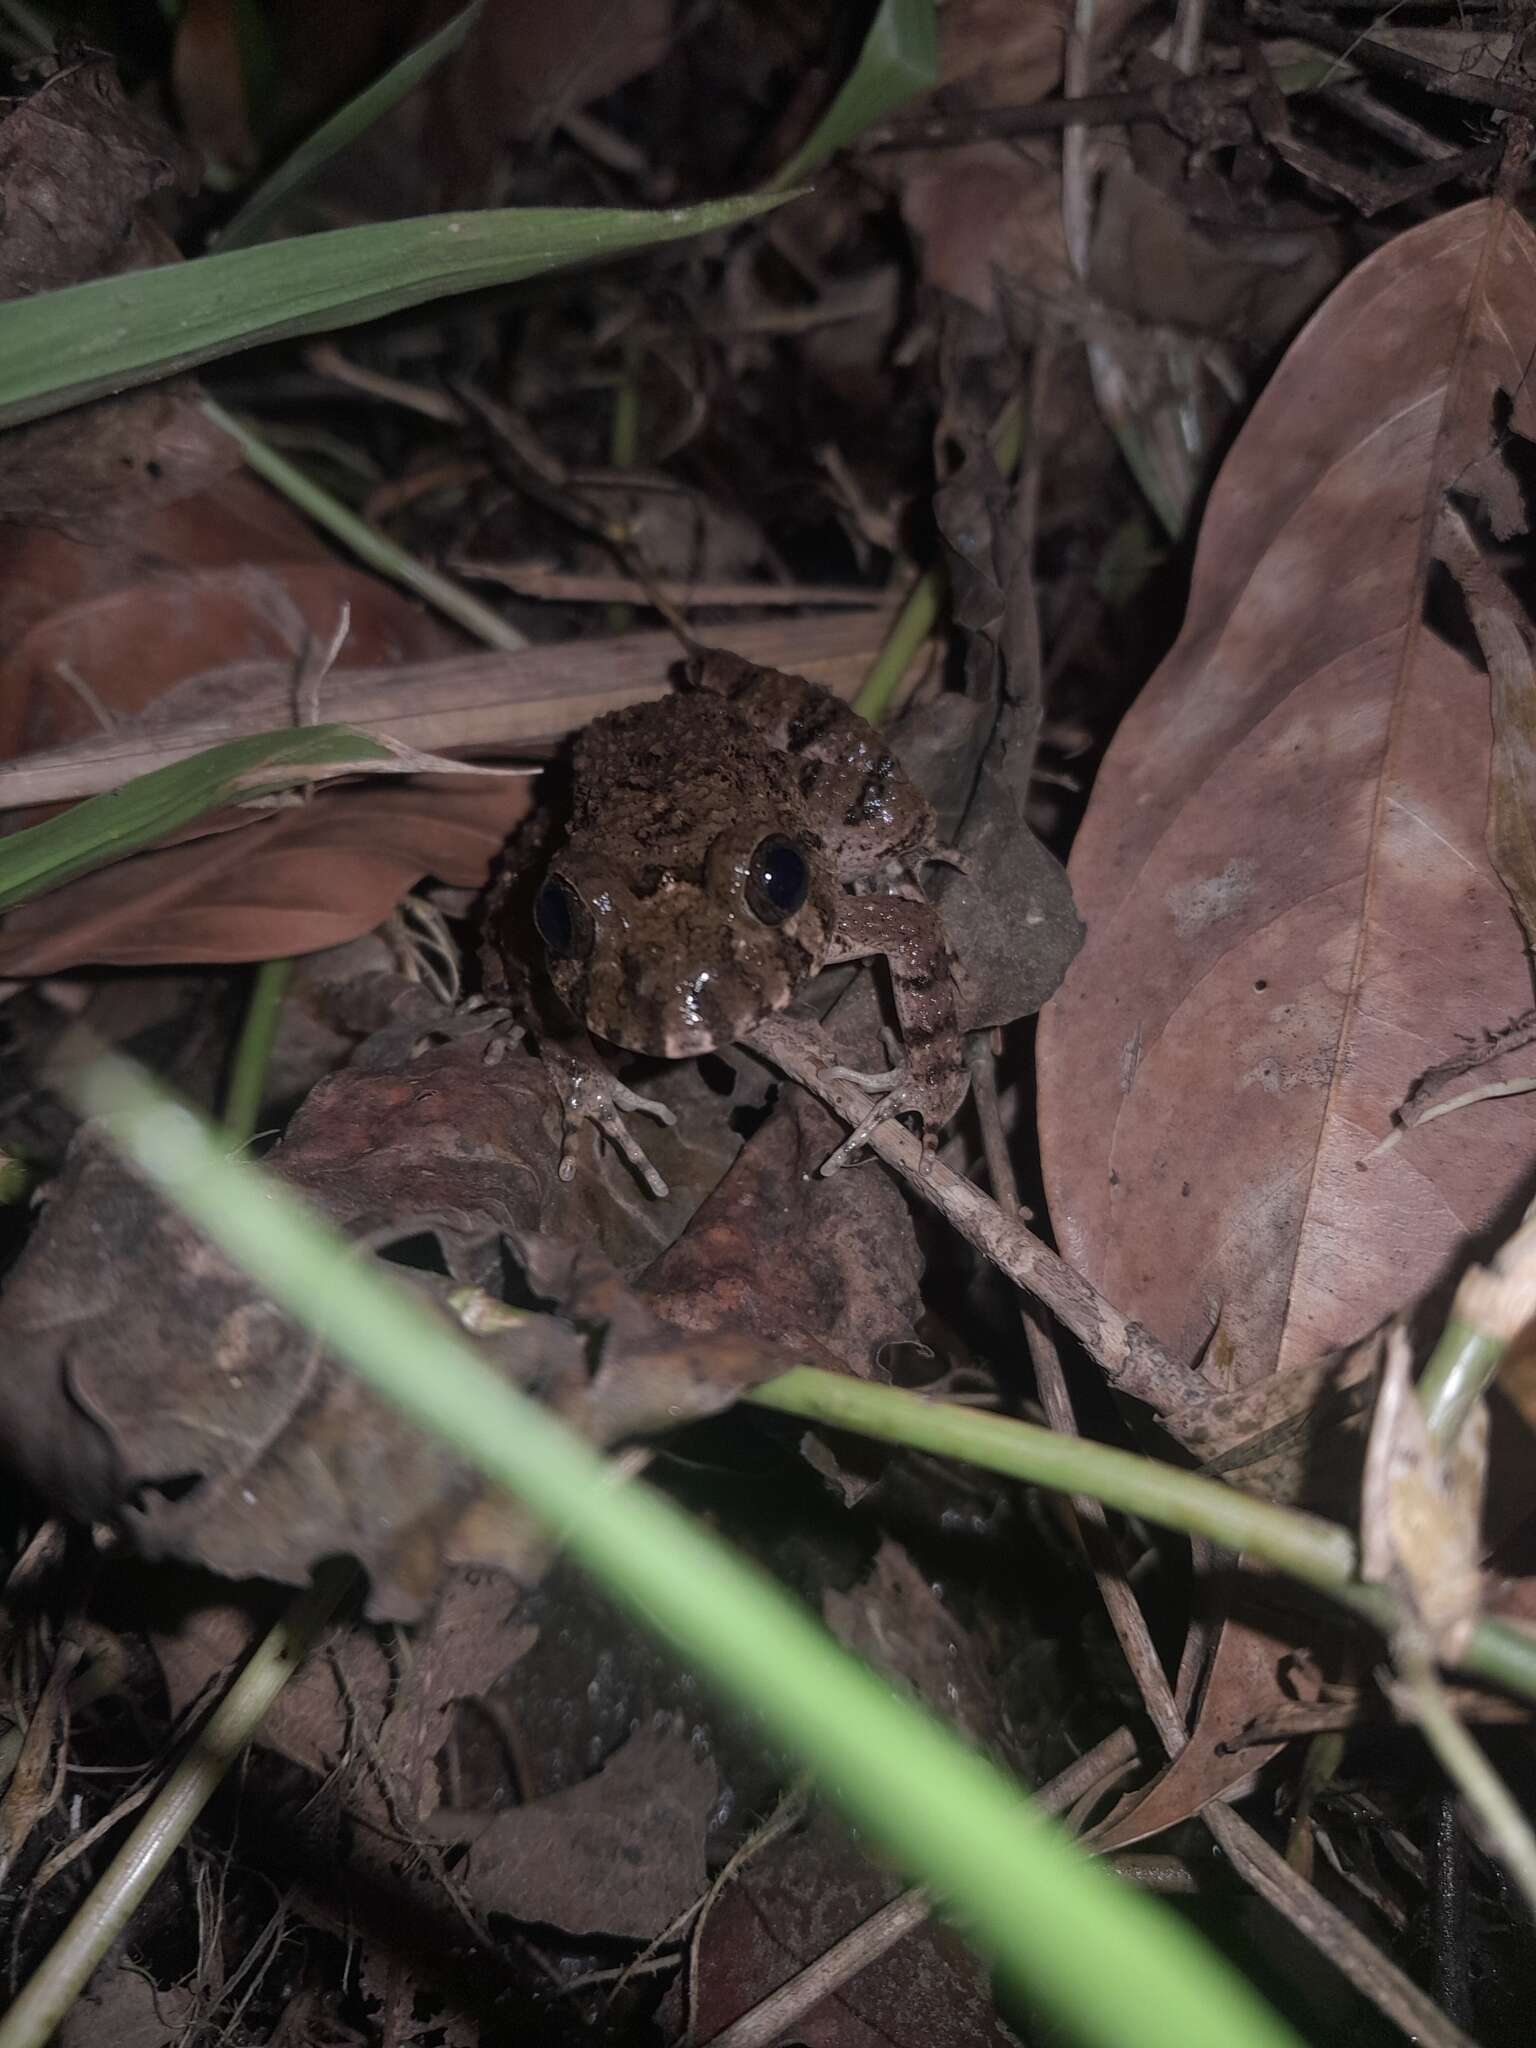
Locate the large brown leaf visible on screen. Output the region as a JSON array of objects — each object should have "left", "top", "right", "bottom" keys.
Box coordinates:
[
  {"left": 1037, "top": 196, "right": 1536, "bottom": 1841},
  {"left": 1039, "top": 196, "right": 1536, "bottom": 1391}
]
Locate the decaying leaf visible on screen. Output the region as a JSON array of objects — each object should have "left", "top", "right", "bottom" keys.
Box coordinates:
[
  {"left": 1039, "top": 195, "right": 1536, "bottom": 1842},
  {"left": 1433, "top": 501, "right": 1536, "bottom": 954},
  {"left": 641, "top": 1088, "right": 924, "bottom": 1376},
  {"left": 680, "top": 1807, "right": 1023, "bottom": 2048},
  {"left": 151, "top": 1565, "right": 534, "bottom": 1835},
  {"left": 1040, "top": 195, "right": 1536, "bottom": 1405},
  {"left": 0, "top": 48, "right": 236, "bottom": 541},
  {"left": 0, "top": 1121, "right": 576, "bottom": 1617},
  {"left": 57, "top": 1968, "right": 196, "bottom": 2048},
  {"left": 823, "top": 1538, "right": 1015, "bottom": 1759},
  {"left": 0, "top": 1037, "right": 794, "bottom": 1617},
  {"left": 431, "top": 1719, "right": 716, "bottom": 1939},
  {"left": 0, "top": 774, "right": 525, "bottom": 974}
]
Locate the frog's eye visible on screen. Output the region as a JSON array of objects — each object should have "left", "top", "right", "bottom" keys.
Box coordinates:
[
  {"left": 746, "top": 835, "right": 810, "bottom": 926},
  {"left": 535, "top": 875, "right": 593, "bottom": 960}
]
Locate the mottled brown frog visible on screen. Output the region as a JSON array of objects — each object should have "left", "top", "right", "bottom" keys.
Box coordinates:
[{"left": 483, "top": 648, "right": 967, "bottom": 1195}]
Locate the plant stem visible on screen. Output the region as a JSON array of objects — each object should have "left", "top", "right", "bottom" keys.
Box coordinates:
[
  {"left": 0, "top": 1564, "right": 352, "bottom": 2048},
  {"left": 752, "top": 1369, "right": 1355, "bottom": 1589},
  {"left": 748, "top": 1366, "right": 1536, "bottom": 1706},
  {"left": 224, "top": 955, "right": 295, "bottom": 1146}
]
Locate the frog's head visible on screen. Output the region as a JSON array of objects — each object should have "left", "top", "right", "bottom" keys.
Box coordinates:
[{"left": 535, "top": 824, "right": 837, "bottom": 1057}]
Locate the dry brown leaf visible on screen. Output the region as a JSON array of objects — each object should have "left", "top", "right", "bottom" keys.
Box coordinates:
[
  {"left": 151, "top": 1568, "right": 537, "bottom": 1833},
  {"left": 641, "top": 1088, "right": 924, "bottom": 1377},
  {"left": 0, "top": 1114, "right": 578, "bottom": 1618},
  {"left": 822, "top": 1538, "right": 1014, "bottom": 1758},
  {"left": 433, "top": 1720, "right": 715, "bottom": 1939},
  {"left": 0, "top": 776, "right": 526, "bottom": 974},
  {"left": 1039, "top": 195, "right": 1536, "bottom": 1839},
  {"left": 680, "top": 1807, "right": 1022, "bottom": 2048},
  {"left": 0, "top": 49, "right": 188, "bottom": 297},
  {"left": 263, "top": 0, "right": 674, "bottom": 218},
  {"left": 0, "top": 1034, "right": 795, "bottom": 1613},
  {"left": 57, "top": 1968, "right": 196, "bottom": 2048},
  {"left": 938, "top": 0, "right": 1147, "bottom": 105},
  {"left": 1434, "top": 501, "right": 1536, "bottom": 951},
  {"left": 892, "top": 0, "right": 1148, "bottom": 314},
  {"left": 1089, "top": 159, "right": 1343, "bottom": 352},
  {"left": 1039, "top": 195, "right": 1536, "bottom": 1393},
  {"left": 0, "top": 559, "right": 452, "bottom": 763},
  {"left": 0, "top": 51, "right": 236, "bottom": 540},
  {"left": 898, "top": 143, "right": 1072, "bottom": 317}
]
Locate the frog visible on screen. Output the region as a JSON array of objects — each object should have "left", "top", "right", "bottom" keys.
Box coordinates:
[{"left": 482, "top": 647, "right": 968, "bottom": 1197}]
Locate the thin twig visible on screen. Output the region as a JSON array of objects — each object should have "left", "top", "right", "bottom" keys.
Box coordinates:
[
  {"left": 861, "top": 73, "right": 1256, "bottom": 151},
  {"left": 0, "top": 1566, "right": 352, "bottom": 2048},
  {"left": 750, "top": 1025, "right": 1491, "bottom": 2044},
  {"left": 750, "top": 1012, "right": 1194, "bottom": 1416},
  {"left": 1387, "top": 1655, "right": 1536, "bottom": 1923},
  {"left": 697, "top": 1729, "right": 1139, "bottom": 2048},
  {"left": 1246, "top": 0, "right": 1536, "bottom": 115},
  {"left": 1203, "top": 1804, "right": 1478, "bottom": 2048},
  {"left": 455, "top": 560, "right": 883, "bottom": 612}
]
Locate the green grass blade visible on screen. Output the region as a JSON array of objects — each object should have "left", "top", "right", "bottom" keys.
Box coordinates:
[
  {"left": 0, "top": 725, "right": 391, "bottom": 912},
  {"left": 767, "top": 0, "right": 938, "bottom": 192},
  {"left": 0, "top": 193, "right": 787, "bottom": 430},
  {"left": 70, "top": 1051, "right": 1306, "bottom": 2048},
  {"left": 216, "top": 1, "right": 484, "bottom": 251}
]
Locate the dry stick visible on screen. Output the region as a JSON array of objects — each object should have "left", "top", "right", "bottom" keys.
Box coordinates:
[
  {"left": 453, "top": 561, "right": 883, "bottom": 612},
  {"left": 751, "top": 1012, "right": 1193, "bottom": 1419},
  {"left": 861, "top": 73, "right": 1257, "bottom": 151},
  {"left": 0, "top": 1566, "right": 351, "bottom": 2048},
  {"left": 1245, "top": 0, "right": 1536, "bottom": 115},
  {"left": 0, "top": 610, "right": 893, "bottom": 811},
  {"left": 1205, "top": 1807, "right": 1479, "bottom": 2048},
  {"left": 974, "top": 1075, "right": 1476, "bottom": 2047},
  {"left": 967, "top": 318, "right": 1189, "bottom": 1746},
  {"left": 1169, "top": 0, "right": 1210, "bottom": 76},
  {"left": 753, "top": 1013, "right": 1478, "bottom": 2048},
  {"left": 971, "top": 1031, "right": 1465, "bottom": 2029},
  {"left": 697, "top": 1727, "right": 1139, "bottom": 2048}
]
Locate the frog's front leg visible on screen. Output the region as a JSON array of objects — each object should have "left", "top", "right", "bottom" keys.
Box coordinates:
[
  {"left": 542, "top": 1037, "right": 677, "bottom": 1198},
  {"left": 816, "top": 893, "right": 968, "bottom": 1173}
]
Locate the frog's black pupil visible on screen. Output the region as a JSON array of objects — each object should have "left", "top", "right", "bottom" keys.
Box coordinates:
[
  {"left": 748, "top": 836, "right": 809, "bottom": 924},
  {"left": 535, "top": 878, "right": 578, "bottom": 957}
]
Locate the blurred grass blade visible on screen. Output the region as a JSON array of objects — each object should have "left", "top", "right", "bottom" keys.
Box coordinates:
[
  {"left": 73, "top": 1050, "right": 1305, "bottom": 2048},
  {"left": 767, "top": 0, "right": 937, "bottom": 192},
  {"left": 217, "top": 1, "right": 484, "bottom": 251},
  {"left": 0, "top": 725, "right": 394, "bottom": 912},
  {"left": 0, "top": 192, "right": 787, "bottom": 430}
]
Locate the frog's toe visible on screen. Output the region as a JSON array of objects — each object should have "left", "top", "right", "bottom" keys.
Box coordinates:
[
  {"left": 609, "top": 1080, "right": 677, "bottom": 1129},
  {"left": 818, "top": 1062, "right": 967, "bottom": 1176},
  {"left": 559, "top": 1066, "right": 675, "bottom": 1197},
  {"left": 818, "top": 1077, "right": 926, "bottom": 1175},
  {"left": 825, "top": 1061, "right": 905, "bottom": 1095}
]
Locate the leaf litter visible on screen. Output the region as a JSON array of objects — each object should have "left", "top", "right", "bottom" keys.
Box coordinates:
[{"left": 3, "top": 6, "right": 1536, "bottom": 2047}]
